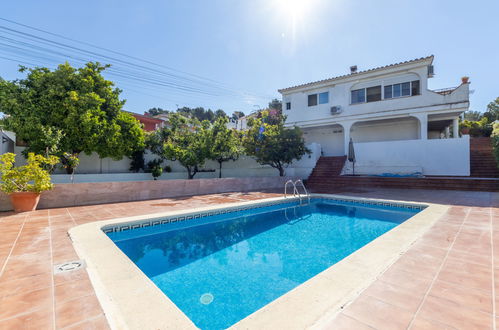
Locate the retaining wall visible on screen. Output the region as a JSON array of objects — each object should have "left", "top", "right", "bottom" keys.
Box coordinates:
[{"left": 0, "top": 176, "right": 293, "bottom": 211}]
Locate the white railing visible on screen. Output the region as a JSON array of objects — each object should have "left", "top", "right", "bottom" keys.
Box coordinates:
[{"left": 284, "top": 179, "right": 310, "bottom": 205}]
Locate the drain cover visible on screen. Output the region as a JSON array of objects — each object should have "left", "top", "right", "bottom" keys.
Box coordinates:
[
  {"left": 200, "top": 293, "right": 214, "bottom": 305},
  {"left": 54, "top": 260, "right": 86, "bottom": 274}
]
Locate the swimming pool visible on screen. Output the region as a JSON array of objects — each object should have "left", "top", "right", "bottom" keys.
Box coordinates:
[{"left": 105, "top": 198, "right": 421, "bottom": 329}]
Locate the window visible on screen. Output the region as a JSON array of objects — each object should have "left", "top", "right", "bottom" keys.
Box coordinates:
[
  {"left": 411, "top": 80, "right": 420, "bottom": 95},
  {"left": 286, "top": 102, "right": 291, "bottom": 110},
  {"left": 384, "top": 80, "right": 420, "bottom": 99},
  {"left": 366, "top": 86, "right": 382, "bottom": 102},
  {"left": 351, "top": 89, "right": 365, "bottom": 104},
  {"left": 318, "top": 92, "right": 329, "bottom": 104},
  {"left": 308, "top": 94, "right": 317, "bottom": 106},
  {"left": 401, "top": 82, "right": 410, "bottom": 96},
  {"left": 384, "top": 85, "right": 392, "bottom": 99},
  {"left": 393, "top": 84, "right": 401, "bottom": 98}
]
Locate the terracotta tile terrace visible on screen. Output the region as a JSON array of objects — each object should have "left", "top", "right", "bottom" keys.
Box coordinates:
[{"left": 0, "top": 188, "right": 497, "bottom": 329}]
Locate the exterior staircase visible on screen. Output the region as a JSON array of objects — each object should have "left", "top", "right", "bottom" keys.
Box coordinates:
[
  {"left": 306, "top": 149, "right": 499, "bottom": 193},
  {"left": 307, "top": 156, "right": 347, "bottom": 186},
  {"left": 470, "top": 137, "right": 499, "bottom": 178}
]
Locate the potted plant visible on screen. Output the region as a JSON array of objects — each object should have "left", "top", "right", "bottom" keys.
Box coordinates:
[
  {"left": 461, "top": 76, "right": 469, "bottom": 84},
  {"left": 0, "top": 153, "right": 59, "bottom": 212}
]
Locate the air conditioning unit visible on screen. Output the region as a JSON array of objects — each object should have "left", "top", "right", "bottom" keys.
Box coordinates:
[
  {"left": 330, "top": 106, "right": 342, "bottom": 115},
  {"left": 427, "top": 65, "right": 434, "bottom": 78}
]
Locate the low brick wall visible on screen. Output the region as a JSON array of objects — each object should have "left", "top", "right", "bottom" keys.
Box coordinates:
[{"left": 0, "top": 176, "right": 292, "bottom": 211}]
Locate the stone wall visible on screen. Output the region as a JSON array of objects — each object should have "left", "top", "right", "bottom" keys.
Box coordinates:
[{"left": 0, "top": 176, "right": 292, "bottom": 211}]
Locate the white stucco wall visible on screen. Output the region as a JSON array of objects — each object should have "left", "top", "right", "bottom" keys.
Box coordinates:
[
  {"left": 11, "top": 142, "right": 321, "bottom": 183},
  {"left": 343, "top": 135, "right": 470, "bottom": 176},
  {"left": 301, "top": 118, "right": 419, "bottom": 156},
  {"left": 351, "top": 118, "right": 419, "bottom": 143},
  {"left": 303, "top": 126, "right": 344, "bottom": 156},
  {"left": 1, "top": 132, "right": 15, "bottom": 155},
  {"left": 282, "top": 58, "right": 469, "bottom": 129}
]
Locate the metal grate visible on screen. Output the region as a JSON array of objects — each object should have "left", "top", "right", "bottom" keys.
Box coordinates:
[{"left": 54, "top": 260, "right": 86, "bottom": 274}]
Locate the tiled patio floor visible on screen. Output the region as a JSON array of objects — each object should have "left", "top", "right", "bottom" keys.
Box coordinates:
[
  {"left": 0, "top": 191, "right": 280, "bottom": 329},
  {"left": 0, "top": 188, "right": 497, "bottom": 329},
  {"left": 327, "top": 189, "right": 499, "bottom": 330}
]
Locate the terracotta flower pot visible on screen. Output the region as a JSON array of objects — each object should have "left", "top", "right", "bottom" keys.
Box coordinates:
[{"left": 9, "top": 192, "right": 41, "bottom": 212}]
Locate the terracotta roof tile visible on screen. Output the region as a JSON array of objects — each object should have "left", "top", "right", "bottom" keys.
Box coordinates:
[{"left": 278, "top": 55, "right": 434, "bottom": 93}]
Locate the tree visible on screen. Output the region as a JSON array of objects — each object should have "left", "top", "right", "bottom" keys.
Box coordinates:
[
  {"left": 485, "top": 97, "right": 499, "bottom": 122},
  {"left": 214, "top": 109, "right": 228, "bottom": 119},
  {"left": 243, "top": 110, "right": 310, "bottom": 176},
  {"left": 129, "top": 149, "right": 146, "bottom": 173},
  {"left": 464, "top": 110, "right": 483, "bottom": 121},
  {"left": 268, "top": 98, "right": 282, "bottom": 113},
  {"left": 208, "top": 116, "right": 242, "bottom": 178},
  {"left": 492, "top": 122, "right": 499, "bottom": 168},
  {"left": 231, "top": 111, "right": 245, "bottom": 121},
  {"left": 0, "top": 62, "right": 145, "bottom": 173},
  {"left": 150, "top": 113, "right": 210, "bottom": 179},
  {"left": 145, "top": 107, "right": 170, "bottom": 117}
]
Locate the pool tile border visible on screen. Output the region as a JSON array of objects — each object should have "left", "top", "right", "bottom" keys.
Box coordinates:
[{"left": 102, "top": 196, "right": 426, "bottom": 234}]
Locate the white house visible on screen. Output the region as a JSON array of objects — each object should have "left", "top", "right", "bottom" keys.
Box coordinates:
[
  {"left": 278, "top": 56, "right": 471, "bottom": 176},
  {"left": 227, "top": 112, "right": 259, "bottom": 131},
  {"left": 0, "top": 129, "right": 15, "bottom": 155}
]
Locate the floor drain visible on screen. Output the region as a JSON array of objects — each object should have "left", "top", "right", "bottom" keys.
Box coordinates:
[
  {"left": 54, "top": 260, "right": 86, "bottom": 274},
  {"left": 200, "top": 293, "right": 214, "bottom": 305}
]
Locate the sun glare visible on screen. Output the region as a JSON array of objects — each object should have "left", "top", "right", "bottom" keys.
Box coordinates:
[
  {"left": 281, "top": 0, "right": 312, "bottom": 21},
  {"left": 271, "top": 0, "right": 319, "bottom": 44}
]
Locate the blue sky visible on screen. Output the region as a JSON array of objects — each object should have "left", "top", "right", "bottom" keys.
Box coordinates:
[{"left": 0, "top": 0, "right": 497, "bottom": 115}]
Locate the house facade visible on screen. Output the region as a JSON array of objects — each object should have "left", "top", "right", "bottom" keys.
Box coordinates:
[
  {"left": 128, "top": 112, "right": 165, "bottom": 131},
  {"left": 278, "top": 56, "right": 471, "bottom": 176}
]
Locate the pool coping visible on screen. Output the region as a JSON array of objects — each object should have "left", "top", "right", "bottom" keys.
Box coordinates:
[{"left": 68, "top": 193, "right": 448, "bottom": 330}]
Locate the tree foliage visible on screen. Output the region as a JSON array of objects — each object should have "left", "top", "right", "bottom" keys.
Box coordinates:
[
  {"left": 0, "top": 62, "right": 145, "bottom": 172},
  {"left": 231, "top": 111, "right": 245, "bottom": 121},
  {"left": 145, "top": 107, "right": 170, "bottom": 117},
  {"left": 243, "top": 110, "right": 309, "bottom": 176},
  {"left": 208, "top": 116, "right": 242, "bottom": 178},
  {"left": 492, "top": 122, "right": 499, "bottom": 169},
  {"left": 486, "top": 97, "right": 499, "bottom": 122},
  {"left": 146, "top": 106, "right": 229, "bottom": 123},
  {"left": 464, "top": 110, "right": 484, "bottom": 121},
  {"left": 129, "top": 149, "right": 146, "bottom": 173},
  {"left": 268, "top": 98, "right": 282, "bottom": 113},
  {"left": 148, "top": 113, "right": 210, "bottom": 179}
]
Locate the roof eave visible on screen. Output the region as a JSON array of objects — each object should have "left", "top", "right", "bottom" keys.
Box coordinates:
[{"left": 278, "top": 55, "right": 434, "bottom": 94}]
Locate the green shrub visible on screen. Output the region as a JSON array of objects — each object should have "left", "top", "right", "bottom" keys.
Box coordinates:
[
  {"left": 492, "top": 123, "right": 499, "bottom": 168},
  {"left": 0, "top": 153, "right": 59, "bottom": 193},
  {"left": 147, "top": 159, "right": 163, "bottom": 180},
  {"left": 460, "top": 118, "right": 493, "bottom": 137},
  {"left": 151, "top": 166, "right": 163, "bottom": 180},
  {"left": 129, "top": 150, "right": 145, "bottom": 173}
]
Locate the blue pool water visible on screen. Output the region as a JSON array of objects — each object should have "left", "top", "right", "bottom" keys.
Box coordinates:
[{"left": 107, "top": 199, "right": 420, "bottom": 329}]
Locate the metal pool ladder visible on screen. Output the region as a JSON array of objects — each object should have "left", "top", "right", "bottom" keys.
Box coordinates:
[{"left": 284, "top": 179, "right": 310, "bottom": 205}]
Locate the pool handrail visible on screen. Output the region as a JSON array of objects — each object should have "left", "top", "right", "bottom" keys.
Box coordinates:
[{"left": 294, "top": 179, "right": 311, "bottom": 204}]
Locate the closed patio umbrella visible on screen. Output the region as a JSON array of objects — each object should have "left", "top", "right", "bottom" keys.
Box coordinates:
[{"left": 348, "top": 138, "right": 356, "bottom": 176}]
